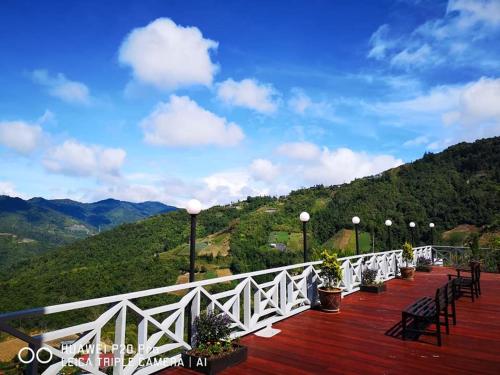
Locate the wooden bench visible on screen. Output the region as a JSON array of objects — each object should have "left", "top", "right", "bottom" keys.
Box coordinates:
[{"left": 402, "top": 281, "right": 456, "bottom": 346}]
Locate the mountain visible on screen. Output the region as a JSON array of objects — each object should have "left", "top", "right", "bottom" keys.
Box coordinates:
[
  {"left": 0, "top": 137, "right": 499, "bottom": 316},
  {"left": 0, "top": 196, "right": 176, "bottom": 268}
]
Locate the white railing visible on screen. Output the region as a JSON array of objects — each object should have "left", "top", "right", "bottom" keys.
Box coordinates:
[{"left": 0, "top": 246, "right": 431, "bottom": 375}]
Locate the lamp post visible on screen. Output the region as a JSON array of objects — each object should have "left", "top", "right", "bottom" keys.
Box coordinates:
[
  {"left": 186, "top": 199, "right": 202, "bottom": 283},
  {"left": 385, "top": 219, "right": 392, "bottom": 250},
  {"left": 409, "top": 221, "right": 416, "bottom": 246},
  {"left": 300, "top": 212, "right": 310, "bottom": 262},
  {"left": 352, "top": 216, "right": 360, "bottom": 255},
  {"left": 186, "top": 199, "right": 201, "bottom": 346},
  {"left": 429, "top": 222, "right": 435, "bottom": 264}
]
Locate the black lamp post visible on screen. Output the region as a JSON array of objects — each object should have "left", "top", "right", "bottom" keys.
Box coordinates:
[
  {"left": 352, "top": 216, "right": 360, "bottom": 255},
  {"left": 186, "top": 199, "right": 201, "bottom": 346},
  {"left": 409, "top": 221, "right": 416, "bottom": 246},
  {"left": 186, "top": 199, "right": 202, "bottom": 282},
  {"left": 300, "top": 211, "right": 310, "bottom": 262},
  {"left": 385, "top": 219, "right": 392, "bottom": 250},
  {"left": 429, "top": 222, "right": 435, "bottom": 264}
]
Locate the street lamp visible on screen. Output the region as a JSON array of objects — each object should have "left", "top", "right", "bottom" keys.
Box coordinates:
[
  {"left": 409, "top": 221, "right": 416, "bottom": 246},
  {"left": 186, "top": 199, "right": 202, "bottom": 283},
  {"left": 385, "top": 219, "right": 392, "bottom": 250},
  {"left": 429, "top": 222, "right": 435, "bottom": 264},
  {"left": 300, "top": 212, "right": 310, "bottom": 262},
  {"left": 186, "top": 199, "right": 201, "bottom": 346},
  {"left": 352, "top": 216, "right": 360, "bottom": 255}
]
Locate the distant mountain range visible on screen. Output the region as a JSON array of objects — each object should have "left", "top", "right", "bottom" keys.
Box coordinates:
[{"left": 0, "top": 196, "right": 176, "bottom": 267}]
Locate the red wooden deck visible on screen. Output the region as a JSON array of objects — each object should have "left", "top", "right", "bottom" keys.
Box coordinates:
[{"left": 164, "top": 267, "right": 500, "bottom": 375}]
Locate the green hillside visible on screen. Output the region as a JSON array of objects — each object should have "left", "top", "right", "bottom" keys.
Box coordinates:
[
  {"left": 0, "top": 137, "right": 499, "bottom": 317},
  {"left": 0, "top": 197, "right": 176, "bottom": 269}
]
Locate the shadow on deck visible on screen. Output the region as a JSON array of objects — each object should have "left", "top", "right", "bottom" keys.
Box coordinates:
[{"left": 164, "top": 267, "right": 500, "bottom": 375}]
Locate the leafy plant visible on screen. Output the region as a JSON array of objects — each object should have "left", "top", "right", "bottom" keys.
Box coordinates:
[
  {"left": 361, "top": 268, "right": 379, "bottom": 286},
  {"left": 319, "top": 250, "right": 343, "bottom": 289},
  {"left": 416, "top": 256, "right": 431, "bottom": 271},
  {"left": 191, "top": 311, "right": 234, "bottom": 358},
  {"left": 402, "top": 242, "right": 414, "bottom": 267}
]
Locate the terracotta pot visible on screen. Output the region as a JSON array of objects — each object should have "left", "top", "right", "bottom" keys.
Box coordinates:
[
  {"left": 318, "top": 287, "right": 342, "bottom": 312},
  {"left": 400, "top": 266, "right": 415, "bottom": 280}
]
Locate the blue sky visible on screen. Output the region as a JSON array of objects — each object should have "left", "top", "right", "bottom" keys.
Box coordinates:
[{"left": 1, "top": 0, "right": 499, "bottom": 207}]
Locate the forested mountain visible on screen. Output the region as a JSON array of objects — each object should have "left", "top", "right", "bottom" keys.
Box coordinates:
[
  {"left": 0, "top": 197, "right": 176, "bottom": 268},
  {"left": 0, "top": 137, "right": 499, "bottom": 315}
]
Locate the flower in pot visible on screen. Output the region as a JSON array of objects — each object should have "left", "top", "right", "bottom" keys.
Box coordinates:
[
  {"left": 400, "top": 241, "right": 415, "bottom": 280},
  {"left": 317, "top": 250, "right": 343, "bottom": 312},
  {"left": 182, "top": 311, "right": 247, "bottom": 374},
  {"left": 360, "top": 268, "right": 386, "bottom": 293}
]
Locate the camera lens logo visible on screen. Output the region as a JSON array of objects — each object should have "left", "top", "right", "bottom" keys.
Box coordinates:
[{"left": 18, "top": 347, "right": 53, "bottom": 364}]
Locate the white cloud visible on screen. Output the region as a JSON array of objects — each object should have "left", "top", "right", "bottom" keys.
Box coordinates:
[
  {"left": 390, "top": 44, "right": 436, "bottom": 67},
  {"left": 367, "top": 24, "right": 394, "bottom": 60},
  {"left": 403, "top": 135, "right": 429, "bottom": 147},
  {"left": 32, "top": 70, "right": 91, "bottom": 105},
  {"left": 0, "top": 121, "right": 43, "bottom": 154},
  {"left": 277, "top": 141, "right": 321, "bottom": 160},
  {"left": 302, "top": 147, "right": 404, "bottom": 185},
  {"left": 119, "top": 18, "right": 218, "bottom": 90},
  {"left": 372, "top": 76, "right": 500, "bottom": 148},
  {"left": 287, "top": 89, "right": 340, "bottom": 122},
  {"left": 0, "top": 181, "right": 24, "bottom": 198},
  {"left": 249, "top": 159, "right": 279, "bottom": 182},
  {"left": 43, "top": 140, "right": 126, "bottom": 179},
  {"left": 216, "top": 78, "right": 279, "bottom": 113},
  {"left": 368, "top": 0, "right": 500, "bottom": 69},
  {"left": 141, "top": 95, "right": 244, "bottom": 147}
]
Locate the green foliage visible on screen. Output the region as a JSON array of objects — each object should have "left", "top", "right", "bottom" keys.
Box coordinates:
[
  {"left": 402, "top": 242, "right": 414, "bottom": 266},
  {"left": 319, "top": 250, "right": 343, "bottom": 289},
  {"left": 194, "top": 311, "right": 231, "bottom": 346},
  {"left": 361, "top": 268, "right": 378, "bottom": 286}
]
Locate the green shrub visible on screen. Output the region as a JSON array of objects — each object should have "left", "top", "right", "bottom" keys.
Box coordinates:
[
  {"left": 319, "top": 250, "right": 343, "bottom": 289},
  {"left": 402, "top": 242, "right": 414, "bottom": 267}
]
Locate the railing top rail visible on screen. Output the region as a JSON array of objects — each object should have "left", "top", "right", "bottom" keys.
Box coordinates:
[{"left": 0, "top": 248, "right": 411, "bottom": 321}]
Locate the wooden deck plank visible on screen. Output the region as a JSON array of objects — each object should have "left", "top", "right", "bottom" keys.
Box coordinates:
[{"left": 163, "top": 267, "right": 500, "bottom": 374}]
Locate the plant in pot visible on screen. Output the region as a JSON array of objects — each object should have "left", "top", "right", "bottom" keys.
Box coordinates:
[
  {"left": 182, "top": 311, "right": 247, "bottom": 374},
  {"left": 400, "top": 242, "right": 415, "bottom": 280},
  {"left": 317, "top": 250, "right": 343, "bottom": 312},
  {"left": 415, "top": 256, "right": 432, "bottom": 272},
  {"left": 360, "top": 268, "right": 386, "bottom": 293}
]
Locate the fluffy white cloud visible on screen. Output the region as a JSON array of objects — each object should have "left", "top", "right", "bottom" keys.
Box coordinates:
[
  {"left": 141, "top": 95, "right": 244, "bottom": 147},
  {"left": 0, "top": 121, "right": 43, "bottom": 154},
  {"left": 287, "top": 89, "right": 340, "bottom": 122},
  {"left": 216, "top": 78, "right": 279, "bottom": 113},
  {"left": 277, "top": 141, "right": 321, "bottom": 160},
  {"left": 119, "top": 18, "right": 218, "bottom": 90},
  {"left": 302, "top": 147, "right": 403, "bottom": 185},
  {"left": 372, "top": 77, "right": 500, "bottom": 148},
  {"left": 249, "top": 159, "right": 279, "bottom": 182},
  {"left": 32, "top": 70, "right": 91, "bottom": 104},
  {"left": 43, "top": 140, "right": 126, "bottom": 179},
  {"left": 390, "top": 44, "right": 436, "bottom": 67}
]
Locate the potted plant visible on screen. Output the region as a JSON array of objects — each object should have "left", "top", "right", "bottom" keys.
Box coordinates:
[
  {"left": 415, "top": 256, "right": 432, "bottom": 272},
  {"left": 400, "top": 242, "right": 415, "bottom": 280},
  {"left": 317, "top": 250, "right": 343, "bottom": 313},
  {"left": 182, "top": 312, "right": 247, "bottom": 374},
  {"left": 360, "top": 268, "right": 386, "bottom": 293}
]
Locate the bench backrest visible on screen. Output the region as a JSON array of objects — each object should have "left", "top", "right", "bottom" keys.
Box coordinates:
[{"left": 435, "top": 284, "right": 447, "bottom": 311}]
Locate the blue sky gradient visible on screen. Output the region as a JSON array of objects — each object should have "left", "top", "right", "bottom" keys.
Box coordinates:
[{"left": 1, "top": 0, "right": 499, "bottom": 207}]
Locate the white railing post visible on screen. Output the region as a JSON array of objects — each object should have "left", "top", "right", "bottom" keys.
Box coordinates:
[{"left": 113, "top": 304, "right": 127, "bottom": 375}]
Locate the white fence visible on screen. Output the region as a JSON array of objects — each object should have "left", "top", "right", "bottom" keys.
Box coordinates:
[{"left": 0, "top": 246, "right": 431, "bottom": 375}]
